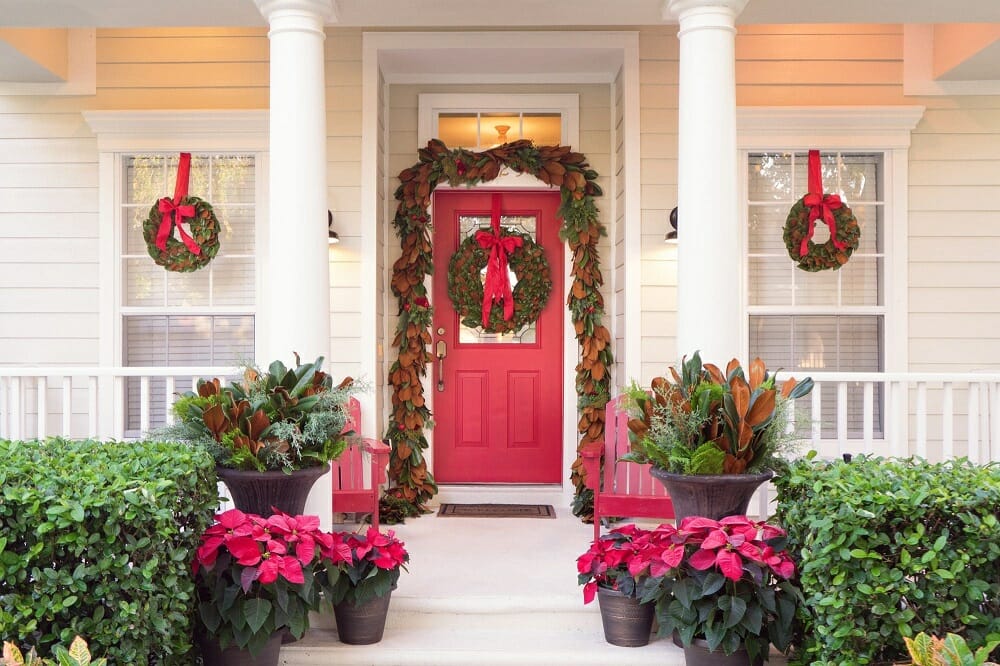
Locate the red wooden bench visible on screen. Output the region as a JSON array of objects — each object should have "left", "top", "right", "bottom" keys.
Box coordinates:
[
  {"left": 581, "top": 394, "right": 675, "bottom": 541},
  {"left": 331, "top": 397, "right": 390, "bottom": 531}
]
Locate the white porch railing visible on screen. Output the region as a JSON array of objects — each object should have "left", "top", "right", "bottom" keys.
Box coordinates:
[
  {"left": 2, "top": 366, "right": 999, "bottom": 462},
  {"left": 794, "top": 371, "right": 1000, "bottom": 465},
  {"left": 0, "top": 366, "right": 237, "bottom": 441}
]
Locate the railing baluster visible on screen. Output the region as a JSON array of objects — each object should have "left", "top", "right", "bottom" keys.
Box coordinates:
[
  {"left": 968, "top": 383, "right": 980, "bottom": 464},
  {"left": 916, "top": 382, "right": 927, "bottom": 458},
  {"left": 88, "top": 376, "right": 98, "bottom": 439},
  {"left": 0, "top": 377, "right": 5, "bottom": 438},
  {"left": 863, "top": 381, "right": 874, "bottom": 455},
  {"left": 112, "top": 376, "right": 124, "bottom": 440},
  {"left": 811, "top": 383, "right": 822, "bottom": 446},
  {"left": 36, "top": 377, "right": 47, "bottom": 439},
  {"left": 992, "top": 382, "right": 1000, "bottom": 463},
  {"left": 62, "top": 377, "right": 72, "bottom": 437},
  {"left": 837, "top": 381, "right": 848, "bottom": 457},
  {"left": 890, "top": 381, "right": 906, "bottom": 457},
  {"left": 942, "top": 383, "right": 954, "bottom": 460},
  {"left": 10, "top": 377, "right": 22, "bottom": 440},
  {"left": 165, "top": 376, "right": 176, "bottom": 425},
  {"left": 140, "top": 376, "right": 151, "bottom": 435}
]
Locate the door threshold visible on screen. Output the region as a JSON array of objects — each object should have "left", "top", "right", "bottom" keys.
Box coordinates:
[{"left": 434, "top": 484, "right": 568, "bottom": 507}]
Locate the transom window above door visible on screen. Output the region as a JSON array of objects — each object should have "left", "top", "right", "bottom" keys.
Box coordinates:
[
  {"left": 438, "top": 112, "right": 562, "bottom": 150},
  {"left": 418, "top": 93, "right": 579, "bottom": 153}
]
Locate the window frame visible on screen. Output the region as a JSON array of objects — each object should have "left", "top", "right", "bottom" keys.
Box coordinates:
[
  {"left": 736, "top": 106, "right": 925, "bottom": 373},
  {"left": 83, "top": 110, "right": 269, "bottom": 433}
]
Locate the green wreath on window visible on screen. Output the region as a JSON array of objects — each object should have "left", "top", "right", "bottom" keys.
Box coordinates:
[
  {"left": 782, "top": 197, "right": 861, "bottom": 272},
  {"left": 447, "top": 230, "right": 553, "bottom": 334},
  {"left": 142, "top": 196, "right": 221, "bottom": 273}
]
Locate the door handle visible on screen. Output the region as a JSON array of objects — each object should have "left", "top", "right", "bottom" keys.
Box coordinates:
[{"left": 436, "top": 340, "right": 447, "bottom": 392}]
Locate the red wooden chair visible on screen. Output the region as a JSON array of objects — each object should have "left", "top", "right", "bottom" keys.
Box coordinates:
[
  {"left": 581, "top": 394, "right": 675, "bottom": 541},
  {"left": 331, "top": 397, "right": 391, "bottom": 531}
]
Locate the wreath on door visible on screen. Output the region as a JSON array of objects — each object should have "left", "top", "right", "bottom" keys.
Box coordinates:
[
  {"left": 447, "top": 222, "right": 552, "bottom": 334},
  {"left": 385, "top": 139, "right": 612, "bottom": 522}
]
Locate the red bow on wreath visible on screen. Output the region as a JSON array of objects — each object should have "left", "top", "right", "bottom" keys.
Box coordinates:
[
  {"left": 155, "top": 152, "right": 203, "bottom": 255},
  {"left": 475, "top": 193, "right": 523, "bottom": 327},
  {"left": 800, "top": 149, "right": 847, "bottom": 258}
]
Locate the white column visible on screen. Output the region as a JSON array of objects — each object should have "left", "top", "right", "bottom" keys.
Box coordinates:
[
  {"left": 668, "top": 0, "right": 747, "bottom": 365},
  {"left": 255, "top": 0, "right": 334, "bottom": 528}
]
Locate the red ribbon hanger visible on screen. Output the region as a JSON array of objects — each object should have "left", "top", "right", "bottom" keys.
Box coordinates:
[
  {"left": 155, "top": 152, "right": 202, "bottom": 255},
  {"left": 474, "top": 193, "right": 523, "bottom": 328},
  {"left": 800, "top": 150, "right": 847, "bottom": 258}
]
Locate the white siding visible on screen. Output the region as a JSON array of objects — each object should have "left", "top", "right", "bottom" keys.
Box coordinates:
[
  {"left": 326, "top": 28, "right": 365, "bottom": 383},
  {"left": 0, "top": 102, "right": 99, "bottom": 366},
  {"left": 638, "top": 27, "right": 679, "bottom": 383}
]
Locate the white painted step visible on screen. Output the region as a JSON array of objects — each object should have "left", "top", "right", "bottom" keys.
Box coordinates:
[{"left": 280, "top": 625, "right": 682, "bottom": 666}]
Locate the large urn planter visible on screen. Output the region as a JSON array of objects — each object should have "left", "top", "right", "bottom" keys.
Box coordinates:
[
  {"left": 217, "top": 464, "right": 329, "bottom": 516},
  {"left": 649, "top": 468, "right": 773, "bottom": 522},
  {"left": 596, "top": 586, "right": 654, "bottom": 647},
  {"left": 333, "top": 588, "right": 394, "bottom": 645},
  {"left": 199, "top": 632, "right": 282, "bottom": 666}
]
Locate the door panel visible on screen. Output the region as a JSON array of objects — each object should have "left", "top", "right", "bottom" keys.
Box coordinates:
[{"left": 432, "top": 190, "right": 563, "bottom": 483}]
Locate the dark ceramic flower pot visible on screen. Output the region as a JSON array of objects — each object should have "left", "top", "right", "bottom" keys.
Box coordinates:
[
  {"left": 199, "top": 631, "right": 282, "bottom": 666},
  {"left": 673, "top": 633, "right": 763, "bottom": 666},
  {"left": 649, "top": 468, "right": 773, "bottom": 523},
  {"left": 596, "top": 586, "right": 654, "bottom": 647},
  {"left": 217, "top": 464, "right": 329, "bottom": 517},
  {"left": 333, "top": 588, "right": 393, "bottom": 645}
]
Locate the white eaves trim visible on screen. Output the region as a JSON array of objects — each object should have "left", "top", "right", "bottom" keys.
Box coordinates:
[
  {"left": 82, "top": 110, "right": 269, "bottom": 152},
  {"left": 737, "top": 106, "right": 926, "bottom": 150},
  {"left": 0, "top": 29, "right": 95, "bottom": 96},
  {"left": 903, "top": 24, "right": 1000, "bottom": 96}
]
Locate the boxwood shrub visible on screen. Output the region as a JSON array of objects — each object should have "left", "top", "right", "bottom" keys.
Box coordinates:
[
  {"left": 0, "top": 438, "right": 218, "bottom": 664},
  {"left": 774, "top": 454, "right": 1000, "bottom": 665}
]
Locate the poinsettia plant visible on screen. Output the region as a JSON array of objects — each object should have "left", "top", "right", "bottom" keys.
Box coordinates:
[
  {"left": 324, "top": 527, "right": 409, "bottom": 606},
  {"left": 577, "top": 524, "right": 665, "bottom": 603},
  {"left": 193, "top": 508, "right": 351, "bottom": 656},
  {"left": 638, "top": 516, "right": 802, "bottom": 662}
]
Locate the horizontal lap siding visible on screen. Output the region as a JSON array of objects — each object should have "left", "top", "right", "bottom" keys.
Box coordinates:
[
  {"left": 638, "top": 28, "right": 679, "bottom": 383},
  {"left": 0, "top": 101, "right": 98, "bottom": 364},
  {"left": 326, "top": 28, "right": 365, "bottom": 383},
  {"left": 909, "top": 97, "right": 1000, "bottom": 372}
]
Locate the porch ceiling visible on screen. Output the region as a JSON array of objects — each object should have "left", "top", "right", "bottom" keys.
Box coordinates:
[{"left": 0, "top": 0, "right": 998, "bottom": 28}]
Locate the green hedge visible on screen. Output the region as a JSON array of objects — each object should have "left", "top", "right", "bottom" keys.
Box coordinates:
[
  {"left": 774, "top": 454, "right": 1000, "bottom": 665},
  {"left": 0, "top": 438, "right": 218, "bottom": 665}
]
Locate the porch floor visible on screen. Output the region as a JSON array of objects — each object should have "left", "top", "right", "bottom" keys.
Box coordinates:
[{"left": 280, "top": 504, "right": 786, "bottom": 665}]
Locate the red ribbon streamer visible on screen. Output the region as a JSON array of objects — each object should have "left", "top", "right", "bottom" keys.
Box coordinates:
[
  {"left": 475, "top": 193, "right": 523, "bottom": 327},
  {"left": 800, "top": 150, "right": 846, "bottom": 258},
  {"left": 155, "top": 152, "right": 202, "bottom": 255}
]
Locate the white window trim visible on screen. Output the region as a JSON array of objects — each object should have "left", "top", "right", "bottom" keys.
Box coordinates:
[
  {"left": 82, "top": 110, "right": 269, "bottom": 376},
  {"left": 736, "top": 106, "right": 925, "bottom": 373}
]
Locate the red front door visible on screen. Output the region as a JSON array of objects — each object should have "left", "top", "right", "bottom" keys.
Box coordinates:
[{"left": 431, "top": 190, "right": 564, "bottom": 483}]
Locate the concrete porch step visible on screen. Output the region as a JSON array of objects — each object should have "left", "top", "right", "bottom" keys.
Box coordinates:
[{"left": 280, "top": 625, "right": 682, "bottom": 665}]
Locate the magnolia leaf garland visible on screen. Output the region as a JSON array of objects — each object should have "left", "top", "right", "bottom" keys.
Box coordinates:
[
  {"left": 386, "top": 139, "right": 612, "bottom": 520},
  {"left": 447, "top": 230, "right": 552, "bottom": 334}
]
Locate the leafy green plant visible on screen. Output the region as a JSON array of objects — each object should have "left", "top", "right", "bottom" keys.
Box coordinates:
[
  {"left": 774, "top": 454, "right": 1000, "bottom": 665},
  {"left": 166, "top": 355, "right": 362, "bottom": 471},
  {"left": 0, "top": 438, "right": 217, "bottom": 665},
  {"left": 904, "top": 632, "right": 1000, "bottom": 666},
  {"left": 2, "top": 636, "right": 106, "bottom": 666},
  {"left": 622, "top": 352, "right": 813, "bottom": 474}
]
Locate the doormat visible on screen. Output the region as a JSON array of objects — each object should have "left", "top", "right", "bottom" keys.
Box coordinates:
[{"left": 437, "top": 503, "right": 556, "bottom": 519}]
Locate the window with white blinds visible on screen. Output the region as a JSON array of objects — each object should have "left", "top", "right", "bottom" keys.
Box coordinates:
[
  {"left": 746, "top": 151, "right": 885, "bottom": 437},
  {"left": 120, "top": 154, "right": 256, "bottom": 436}
]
